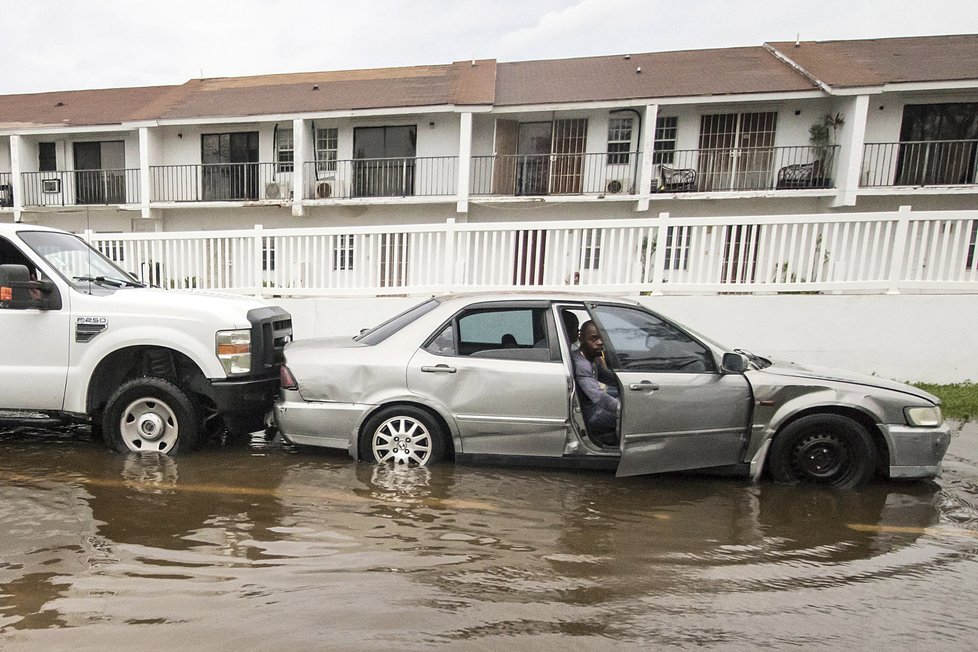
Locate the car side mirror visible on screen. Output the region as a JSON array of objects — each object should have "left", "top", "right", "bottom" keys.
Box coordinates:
[{"left": 721, "top": 352, "right": 750, "bottom": 374}]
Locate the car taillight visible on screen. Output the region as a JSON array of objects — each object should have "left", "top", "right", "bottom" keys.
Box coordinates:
[{"left": 280, "top": 365, "right": 298, "bottom": 390}]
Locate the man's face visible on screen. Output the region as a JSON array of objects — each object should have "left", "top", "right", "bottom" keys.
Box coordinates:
[{"left": 580, "top": 325, "right": 604, "bottom": 360}]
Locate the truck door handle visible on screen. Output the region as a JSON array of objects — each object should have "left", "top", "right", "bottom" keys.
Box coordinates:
[
  {"left": 421, "top": 365, "right": 457, "bottom": 374},
  {"left": 628, "top": 381, "right": 659, "bottom": 392}
]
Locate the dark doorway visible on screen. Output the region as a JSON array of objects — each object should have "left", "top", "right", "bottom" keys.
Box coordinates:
[
  {"left": 201, "top": 132, "right": 260, "bottom": 200},
  {"left": 896, "top": 103, "right": 978, "bottom": 185},
  {"left": 73, "top": 141, "right": 126, "bottom": 204},
  {"left": 353, "top": 126, "right": 416, "bottom": 197}
]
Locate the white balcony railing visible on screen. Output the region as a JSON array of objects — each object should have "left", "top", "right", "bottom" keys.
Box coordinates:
[{"left": 84, "top": 208, "right": 978, "bottom": 297}]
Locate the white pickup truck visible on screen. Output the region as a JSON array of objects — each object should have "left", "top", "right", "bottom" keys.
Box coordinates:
[{"left": 0, "top": 223, "right": 292, "bottom": 454}]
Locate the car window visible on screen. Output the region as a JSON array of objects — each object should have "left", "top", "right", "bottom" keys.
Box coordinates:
[
  {"left": 356, "top": 298, "right": 440, "bottom": 345},
  {"left": 592, "top": 305, "right": 715, "bottom": 373},
  {"left": 425, "top": 307, "right": 555, "bottom": 362}
]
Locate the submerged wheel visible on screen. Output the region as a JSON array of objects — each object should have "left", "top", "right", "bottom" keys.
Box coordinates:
[
  {"left": 769, "top": 414, "right": 876, "bottom": 488},
  {"left": 360, "top": 406, "right": 445, "bottom": 468},
  {"left": 102, "top": 377, "right": 201, "bottom": 455}
]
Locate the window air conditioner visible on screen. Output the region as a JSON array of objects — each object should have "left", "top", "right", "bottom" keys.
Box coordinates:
[
  {"left": 42, "top": 178, "right": 62, "bottom": 194},
  {"left": 315, "top": 179, "right": 334, "bottom": 199},
  {"left": 606, "top": 179, "right": 628, "bottom": 194},
  {"left": 265, "top": 181, "right": 291, "bottom": 200}
]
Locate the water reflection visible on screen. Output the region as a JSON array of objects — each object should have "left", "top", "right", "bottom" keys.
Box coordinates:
[{"left": 0, "top": 423, "right": 976, "bottom": 647}]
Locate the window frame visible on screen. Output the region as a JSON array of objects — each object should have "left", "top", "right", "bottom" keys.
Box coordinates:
[
  {"left": 275, "top": 127, "right": 294, "bottom": 173},
  {"left": 316, "top": 127, "right": 339, "bottom": 173},
  {"left": 39, "top": 142, "right": 58, "bottom": 172},
  {"left": 607, "top": 117, "right": 633, "bottom": 165},
  {"left": 652, "top": 116, "right": 678, "bottom": 165}
]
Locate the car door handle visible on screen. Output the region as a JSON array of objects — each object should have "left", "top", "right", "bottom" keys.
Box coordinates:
[
  {"left": 421, "top": 365, "right": 457, "bottom": 374},
  {"left": 628, "top": 381, "right": 659, "bottom": 392}
]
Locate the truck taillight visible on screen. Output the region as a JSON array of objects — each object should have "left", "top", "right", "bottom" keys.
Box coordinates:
[{"left": 280, "top": 365, "right": 298, "bottom": 390}]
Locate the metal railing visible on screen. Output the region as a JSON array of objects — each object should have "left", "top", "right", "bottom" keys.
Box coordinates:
[
  {"left": 83, "top": 208, "right": 978, "bottom": 297},
  {"left": 470, "top": 152, "right": 641, "bottom": 196},
  {"left": 0, "top": 172, "right": 12, "bottom": 207},
  {"left": 652, "top": 145, "right": 839, "bottom": 192},
  {"left": 21, "top": 169, "right": 140, "bottom": 207},
  {"left": 862, "top": 140, "right": 978, "bottom": 187},
  {"left": 303, "top": 157, "right": 458, "bottom": 200},
  {"left": 150, "top": 162, "right": 295, "bottom": 202}
]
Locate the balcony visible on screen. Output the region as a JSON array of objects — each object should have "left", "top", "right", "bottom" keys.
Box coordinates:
[
  {"left": 652, "top": 145, "right": 839, "bottom": 193},
  {"left": 302, "top": 157, "right": 458, "bottom": 200},
  {"left": 470, "top": 152, "right": 641, "bottom": 197},
  {"left": 151, "top": 162, "right": 290, "bottom": 202},
  {"left": 0, "top": 172, "right": 12, "bottom": 207},
  {"left": 22, "top": 169, "right": 140, "bottom": 207},
  {"left": 862, "top": 140, "right": 978, "bottom": 187}
]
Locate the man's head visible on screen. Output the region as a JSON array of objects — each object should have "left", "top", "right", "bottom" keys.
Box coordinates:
[
  {"left": 561, "top": 311, "right": 580, "bottom": 345},
  {"left": 579, "top": 320, "right": 604, "bottom": 361}
]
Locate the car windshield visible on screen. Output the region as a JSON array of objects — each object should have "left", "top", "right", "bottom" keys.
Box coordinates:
[
  {"left": 18, "top": 231, "right": 143, "bottom": 289},
  {"left": 355, "top": 298, "right": 440, "bottom": 345}
]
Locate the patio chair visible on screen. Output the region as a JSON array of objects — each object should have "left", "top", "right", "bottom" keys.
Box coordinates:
[
  {"left": 657, "top": 165, "right": 697, "bottom": 192},
  {"left": 776, "top": 161, "right": 830, "bottom": 189}
]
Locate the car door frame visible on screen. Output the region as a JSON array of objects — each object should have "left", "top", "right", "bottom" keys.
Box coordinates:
[{"left": 585, "top": 301, "right": 754, "bottom": 477}]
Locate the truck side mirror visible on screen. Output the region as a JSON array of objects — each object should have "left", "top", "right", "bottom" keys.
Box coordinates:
[
  {"left": 721, "top": 351, "right": 750, "bottom": 374},
  {"left": 0, "top": 264, "right": 62, "bottom": 310}
]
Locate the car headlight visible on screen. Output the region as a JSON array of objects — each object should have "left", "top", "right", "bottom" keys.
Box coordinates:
[
  {"left": 904, "top": 406, "right": 943, "bottom": 427},
  {"left": 216, "top": 329, "right": 252, "bottom": 375}
]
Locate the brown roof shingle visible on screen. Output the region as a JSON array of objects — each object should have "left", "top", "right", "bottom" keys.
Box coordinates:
[
  {"left": 767, "top": 34, "right": 978, "bottom": 88},
  {"left": 0, "top": 85, "right": 178, "bottom": 129}
]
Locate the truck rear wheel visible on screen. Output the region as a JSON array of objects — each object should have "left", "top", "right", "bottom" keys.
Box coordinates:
[{"left": 102, "top": 377, "right": 201, "bottom": 455}]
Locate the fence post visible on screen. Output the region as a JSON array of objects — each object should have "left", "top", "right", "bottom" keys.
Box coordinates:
[
  {"left": 444, "top": 217, "right": 457, "bottom": 291},
  {"left": 649, "top": 212, "right": 669, "bottom": 295},
  {"left": 887, "top": 205, "right": 912, "bottom": 295},
  {"left": 253, "top": 224, "right": 264, "bottom": 298}
]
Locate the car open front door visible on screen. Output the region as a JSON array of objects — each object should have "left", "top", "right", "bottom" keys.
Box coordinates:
[{"left": 588, "top": 304, "right": 752, "bottom": 478}]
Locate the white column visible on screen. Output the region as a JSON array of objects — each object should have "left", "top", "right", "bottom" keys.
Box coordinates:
[
  {"left": 635, "top": 104, "right": 658, "bottom": 212},
  {"left": 10, "top": 135, "right": 23, "bottom": 222},
  {"left": 456, "top": 112, "right": 472, "bottom": 215},
  {"left": 138, "top": 127, "right": 153, "bottom": 219},
  {"left": 832, "top": 94, "right": 870, "bottom": 208},
  {"left": 292, "top": 118, "right": 305, "bottom": 217}
]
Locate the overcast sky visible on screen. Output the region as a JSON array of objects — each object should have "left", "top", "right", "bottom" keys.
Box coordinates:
[{"left": 2, "top": 0, "right": 976, "bottom": 95}]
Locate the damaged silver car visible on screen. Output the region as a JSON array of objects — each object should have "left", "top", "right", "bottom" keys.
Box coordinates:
[{"left": 273, "top": 293, "right": 949, "bottom": 488}]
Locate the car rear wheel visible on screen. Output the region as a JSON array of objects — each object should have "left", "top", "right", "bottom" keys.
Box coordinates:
[
  {"left": 360, "top": 406, "right": 445, "bottom": 468},
  {"left": 769, "top": 414, "right": 876, "bottom": 488},
  {"left": 102, "top": 377, "right": 201, "bottom": 455}
]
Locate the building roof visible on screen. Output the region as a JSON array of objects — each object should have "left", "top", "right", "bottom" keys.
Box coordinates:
[
  {"left": 0, "top": 85, "right": 178, "bottom": 129},
  {"left": 767, "top": 34, "right": 978, "bottom": 88},
  {"left": 494, "top": 46, "right": 816, "bottom": 106}
]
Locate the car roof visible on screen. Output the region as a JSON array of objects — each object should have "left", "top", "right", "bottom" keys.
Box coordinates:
[
  {"left": 432, "top": 291, "right": 643, "bottom": 308},
  {"left": 0, "top": 223, "right": 66, "bottom": 237}
]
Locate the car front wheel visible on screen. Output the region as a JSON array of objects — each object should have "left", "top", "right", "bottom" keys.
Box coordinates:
[
  {"left": 360, "top": 406, "right": 445, "bottom": 468},
  {"left": 769, "top": 414, "right": 877, "bottom": 488}
]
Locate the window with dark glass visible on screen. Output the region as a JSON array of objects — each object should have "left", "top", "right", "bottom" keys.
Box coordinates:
[
  {"left": 425, "top": 307, "right": 555, "bottom": 361},
  {"left": 39, "top": 142, "right": 57, "bottom": 171},
  {"left": 593, "top": 305, "right": 714, "bottom": 373},
  {"left": 896, "top": 103, "right": 978, "bottom": 185}
]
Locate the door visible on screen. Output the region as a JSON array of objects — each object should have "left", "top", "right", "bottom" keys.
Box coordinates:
[
  {"left": 74, "top": 141, "right": 126, "bottom": 205},
  {"left": 588, "top": 303, "right": 751, "bottom": 477},
  {"left": 0, "top": 237, "right": 70, "bottom": 410},
  {"left": 491, "top": 119, "right": 519, "bottom": 194},
  {"left": 516, "top": 122, "right": 552, "bottom": 195},
  {"left": 201, "top": 132, "right": 259, "bottom": 200},
  {"left": 353, "top": 126, "right": 417, "bottom": 197},
  {"left": 698, "top": 112, "right": 777, "bottom": 191},
  {"left": 896, "top": 103, "right": 978, "bottom": 185},
  {"left": 406, "top": 305, "right": 568, "bottom": 457},
  {"left": 512, "top": 229, "right": 547, "bottom": 286},
  {"left": 550, "top": 118, "right": 587, "bottom": 194}
]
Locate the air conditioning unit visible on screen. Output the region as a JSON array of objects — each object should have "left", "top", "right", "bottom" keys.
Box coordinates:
[
  {"left": 315, "top": 179, "right": 334, "bottom": 199},
  {"left": 606, "top": 179, "right": 628, "bottom": 194},
  {"left": 42, "top": 178, "right": 62, "bottom": 194},
  {"left": 264, "top": 182, "right": 291, "bottom": 200}
]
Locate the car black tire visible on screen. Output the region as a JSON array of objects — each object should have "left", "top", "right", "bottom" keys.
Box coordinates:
[
  {"left": 102, "top": 377, "right": 201, "bottom": 455},
  {"left": 360, "top": 405, "right": 446, "bottom": 468},
  {"left": 769, "top": 414, "right": 877, "bottom": 488}
]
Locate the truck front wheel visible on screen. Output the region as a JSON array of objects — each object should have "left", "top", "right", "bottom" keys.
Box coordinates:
[{"left": 102, "top": 377, "right": 201, "bottom": 455}]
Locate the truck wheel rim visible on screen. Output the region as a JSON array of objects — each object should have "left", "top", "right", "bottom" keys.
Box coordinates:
[{"left": 120, "top": 397, "right": 180, "bottom": 452}]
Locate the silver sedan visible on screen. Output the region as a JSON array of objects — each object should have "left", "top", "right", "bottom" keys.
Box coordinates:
[{"left": 273, "top": 293, "right": 950, "bottom": 488}]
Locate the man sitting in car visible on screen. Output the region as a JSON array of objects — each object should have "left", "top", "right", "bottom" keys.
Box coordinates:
[{"left": 572, "top": 320, "right": 620, "bottom": 446}]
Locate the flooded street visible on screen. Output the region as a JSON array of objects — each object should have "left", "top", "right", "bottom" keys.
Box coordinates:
[{"left": 1, "top": 422, "right": 977, "bottom": 650}]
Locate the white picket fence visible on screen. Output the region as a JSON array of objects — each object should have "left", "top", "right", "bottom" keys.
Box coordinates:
[{"left": 84, "top": 207, "right": 978, "bottom": 297}]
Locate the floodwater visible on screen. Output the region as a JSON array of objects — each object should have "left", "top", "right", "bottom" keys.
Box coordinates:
[{"left": 1, "top": 423, "right": 977, "bottom": 651}]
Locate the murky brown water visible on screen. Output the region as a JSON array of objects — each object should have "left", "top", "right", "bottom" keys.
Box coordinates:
[{"left": 1, "top": 422, "right": 977, "bottom": 650}]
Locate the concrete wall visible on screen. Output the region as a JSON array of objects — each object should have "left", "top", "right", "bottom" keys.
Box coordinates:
[{"left": 274, "top": 293, "right": 976, "bottom": 384}]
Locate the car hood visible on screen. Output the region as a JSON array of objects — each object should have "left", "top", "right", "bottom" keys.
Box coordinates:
[{"left": 757, "top": 359, "right": 939, "bottom": 403}]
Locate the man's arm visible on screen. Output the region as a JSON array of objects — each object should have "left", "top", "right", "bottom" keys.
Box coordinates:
[{"left": 573, "top": 354, "right": 620, "bottom": 413}]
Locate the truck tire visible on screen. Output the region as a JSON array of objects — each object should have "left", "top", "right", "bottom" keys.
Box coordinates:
[{"left": 102, "top": 377, "right": 201, "bottom": 455}]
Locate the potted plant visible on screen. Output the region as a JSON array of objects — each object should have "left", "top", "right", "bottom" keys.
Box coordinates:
[{"left": 808, "top": 112, "right": 845, "bottom": 187}]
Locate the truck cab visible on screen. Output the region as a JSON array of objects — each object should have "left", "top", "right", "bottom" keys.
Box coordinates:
[{"left": 0, "top": 223, "right": 292, "bottom": 454}]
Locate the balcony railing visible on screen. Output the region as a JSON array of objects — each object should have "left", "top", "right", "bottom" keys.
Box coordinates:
[
  {"left": 470, "top": 152, "right": 641, "bottom": 196},
  {"left": 862, "top": 140, "right": 978, "bottom": 187},
  {"left": 21, "top": 169, "right": 140, "bottom": 207},
  {"left": 303, "top": 157, "right": 458, "bottom": 200},
  {"left": 151, "top": 162, "right": 294, "bottom": 202},
  {"left": 0, "top": 172, "right": 12, "bottom": 207},
  {"left": 652, "top": 145, "right": 839, "bottom": 193}
]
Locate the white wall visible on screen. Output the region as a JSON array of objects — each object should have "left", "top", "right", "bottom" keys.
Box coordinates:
[{"left": 273, "top": 293, "right": 976, "bottom": 384}]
